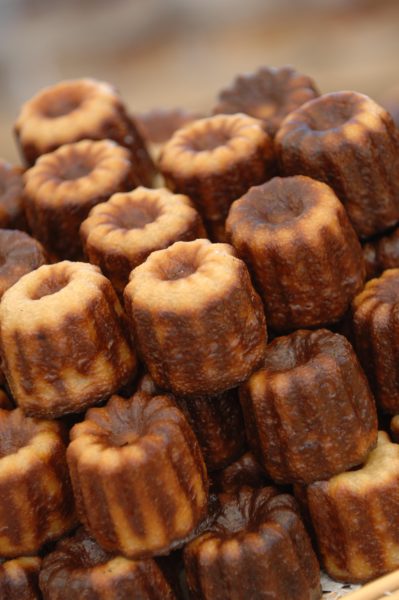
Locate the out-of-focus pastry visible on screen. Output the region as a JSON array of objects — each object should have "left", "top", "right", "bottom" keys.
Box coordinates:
[
  {"left": 39, "top": 528, "right": 176, "bottom": 600},
  {"left": 240, "top": 329, "right": 377, "bottom": 484},
  {"left": 14, "top": 78, "right": 155, "bottom": 184},
  {"left": 159, "top": 113, "right": 274, "bottom": 241},
  {"left": 352, "top": 269, "right": 399, "bottom": 413},
  {"left": 0, "top": 408, "right": 75, "bottom": 557},
  {"left": 184, "top": 487, "right": 321, "bottom": 600},
  {"left": 0, "top": 160, "right": 27, "bottom": 230},
  {"left": 226, "top": 176, "right": 365, "bottom": 332},
  {"left": 0, "top": 261, "right": 136, "bottom": 418},
  {"left": 276, "top": 91, "right": 399, "bottom": 238},
  {"left": 24, "top": 139, "right": 138, "bottom": 260},
  {"left": 80, "top": 187, "right": 206, "bottom": 295},
  {"left": 124, "top": 239, "right": 267, "bottom": 397},
  {"left": 67, "top": 392, "right": 208, "bottom": 558},
  {"left": 304, "top": 432, "right": 399, "bottom": 583},
  {"left": 0, "top": 556, "right": 41, "bottom": 600},
  {"left": 0, "top": 230, "right": 46, "bottom": 299},
  {"left": 214, "top": 65, "right": 319, "bottom": 137}
]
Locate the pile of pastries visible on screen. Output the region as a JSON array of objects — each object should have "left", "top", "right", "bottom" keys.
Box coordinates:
[{"left": 1, "top": 66, "right": 399, "bottom": 599}]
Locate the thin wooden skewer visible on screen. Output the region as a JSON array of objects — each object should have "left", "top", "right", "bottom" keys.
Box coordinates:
[{"left": 344, "top": 569, "right": 399, "bottom": 599}]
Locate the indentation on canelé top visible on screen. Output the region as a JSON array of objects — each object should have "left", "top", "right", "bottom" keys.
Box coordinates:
[
  {"left": 61, "top": 532, "right": 110, "bottom": 569},
  {"left": 261, "top": 330, "right": 334, "bottom": 375},
  {"left": 305, "top": 96, "right": 355, "bottom": 131},
  {"left": 156, "top": 243, "right": 201, "bottom": 281},
  {"left": 40, "top": 87, "right": 82, "bottom": 119},
  {"left": 187, "top": 126, "right": 232, "bottom": 152},
  {"left": 0, "top": 410, "right": 36, "bottom": 458},
  {"left": 242, "top": 177, "right": 305, "bottom": 227},
  {"left": 366, "top": 269, "right": 399, "bottom": 305},
  {"left": 111, "top": 196, "right": 162, "bottom": 230},
  {"left": 58, "top": 156, "right": 94, "bottom": 181},
  {"left": 30, "top": 268, "right": 70, "bottom": 300}
]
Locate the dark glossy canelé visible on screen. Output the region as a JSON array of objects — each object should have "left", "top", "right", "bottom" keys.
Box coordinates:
[
  {"left": 275, "top": 91, "right": 399, "bottom": 238},
  {"left": 226, "top": 175, "right": 365, "bottom": 332},
  {"left": 184, "top": 487, "right": 321, "bottom": 600}
]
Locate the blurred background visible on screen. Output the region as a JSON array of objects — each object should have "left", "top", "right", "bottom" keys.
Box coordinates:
[{"left": 1, "top": 0, "right": 399, "bottom": 162}]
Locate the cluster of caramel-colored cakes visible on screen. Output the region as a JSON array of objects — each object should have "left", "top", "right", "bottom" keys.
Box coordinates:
[{"left": 0, "top": 67, "right": 399, "bottom": 598}]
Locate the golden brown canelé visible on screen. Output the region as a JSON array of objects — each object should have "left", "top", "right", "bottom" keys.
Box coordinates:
[
  {"left": 0, "top": 230, "right": 46, "bottom": 299},
  {"left": 67, "top": 392, "right": 208, "bottom": 558},
  {"left": 124, "top": 239, "right": 267, "bottom": 397},
  {"left": 0, "top": 556, "right": 41, "bottom": 600},
  {"left": 211, "top": 452, "right": 267, "bottom": 494},
  {"left": 275, "top": 91, "right": 399, "bottom": 239},
  {"left": 352, "top": 269, "right": 399, "bottom": 414},
  {"left": 137, "top": 374, "right": 246, "bottom": 472},
  {"left": 214, "top": 65, "right": 319, "bottom": 138},
  {"left": 0, "top": 261, "right": 136, "bottom": 418},
  {"left": 304, "top": 431, "right": 399, "bottom": 583},
  {"left": 184, "top": 487, "right": 321, "bottom": 600},
  {"left": 14, "top": 78, "right": 155, "bottom": 184},
  {"left": 0, "top": 160, "right": 26, "bottom": 230},
  {"left": 240, "top": 329, "right": 377, "bottom": 484},
  {"left": 23, "top": 139, "right": 138, "bottom": 260},
  {"left": 39, "top": 528, "right": 176, "bottom": 600},
  {"left": 363, "top": 227, "right": 399, "bottom": 280},
  {"left": 226, "top": 176, "right": 365, "bottom": 332},
  {"left": 159, "top": 113, "right": 275, "bottom": 241},
  {"left": 80, "top": 187, "right": 206, "bottom": 295},
  {"left": 0, "top": 408, "right": 76, "bottom": 557}
]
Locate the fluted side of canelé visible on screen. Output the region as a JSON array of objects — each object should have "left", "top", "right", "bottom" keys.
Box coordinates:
[
  {"left": 0, "top": 408, "right": 76, "bottom": 557},
  {"left": 124, "top": 240, "right": 267, "bottom": 397},
  {"left": 275, "top": 91, "right": 399, "bottom": 238},
  {"left": 184, "top": 488, "right": 321, "bottom": 600},
  {"left": 212, "top": 452, "right": 267, "bottom": 493},
  {"left": 159, "top": 114, "right": 275, "bottom": 239},
  {"left": 352, "top": 269, "right": 399, "bottom": 413},
  {"left": 305, "top": 432, "right": 399, "bottom": 583},
  {"left": 80, "top": 187, "right": 207, "bottom": 295},
  {"left": 15, "top": 78, "right": 155, "bottom": 184},
  {"left": 226, "top": 176, "right": 365, "bottom": 332},
  {"left": 0, "top": 261, "right": 136, "bottom": 418},
  {"left": 137, "top": 374, "right": 246, "bottom": 472},
  {"left": 213, "top": 66, "right": 319, "bottom": 137},
  {"left": 363, "top": 227, "right": 399, "bottom": 280},
  {"left": 0, "top": 230, "right": 46, "bottom": 299},
  {"left": 39, "top": 528, "right": 176, "bottom": 600},
  {"left": 0, "top": 556, "right": 41, "bottom": 600},
  {"left": 0, "top": 160, "right": 26, "bottom": 230},
  {"left": 240, "top": 329, "right": 377, "bottom": 484},
  {"left": 67, "top": 393, "right": 208, "bottom": 558},
  {"left": 23, "top": 139, "right": 138, "bottom": 260}
]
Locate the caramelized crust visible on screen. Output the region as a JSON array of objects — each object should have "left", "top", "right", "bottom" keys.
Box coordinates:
[
  {"left": 352, "top": 269, "right": 399, "bottom": 413},
  {"left": 0, "top": 389, "right": 13, "bottom": 410},
  {"left": 214, "top": 66, "right": 319, "bottom": 137},
  {"left": 184, "top": 487, "right": 321, "bottom": 600},
  {"left": 67, "top": 393, "right": 208, "bottom": 558},
  {"left": 39, "top": 528, "right": 176, "bottom": 600},
  {"left": 81, "top": 187, "right": 206, "bottom": 295},
  {"left": 226, "top": 176, "right": 365, "bottom": 331},
  {"left": 124, "top": 239, "right": 267, "bottom": 397},
  {"left": 159, "top": 114, "right": 275, "bottom": 239},
  {"left": 276, "top": 91, "right": 399, "bottom": 238},
  {"left": 305, "top": 432, "right": 399, "bottom": 583},
  {"left": 137, "top": 374, "right": 246, "bottom": 472},
  {"left": 24, "top": 139, "right": 138, "bottom": 260},
  {"left": 0, "top": 160, "right": 26, "bottom": 229},
  {"left": 0, "top": 230, "right": 46, "bottom": 299},
  {"left": 240, "top": 329, "right": 377, "bottom": 484},
  {"left": 0, "top": 408, "right": 76, "bottom": 557},
  {"left": 135, "top": 107, "right": 203, "bottom": 144},
  {"left": 212, "top": 452, "right": 267, "bottom": 494},
  {"left": 0, "top": 261, "right": 136, "bottom": 418},
  {"left": 363, "top": 227, "right": 399, "bottom": 280},
  {"left": 15, "top": 78, "right": 155, "bottom": 184},
  {"left": 0, "top": 556, "right": 41, "bottom": 600}
]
